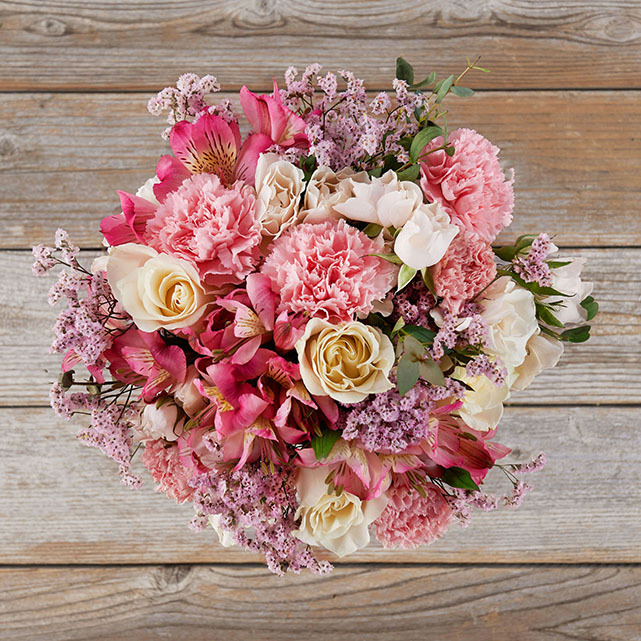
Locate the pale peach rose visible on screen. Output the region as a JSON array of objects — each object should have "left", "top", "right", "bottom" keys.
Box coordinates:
[
  {"left": 292, "top": 467, "right": 388, "bottom": 557},
  {"left": 255, "top": 152, "right": 305, "bottom": 238},
  {"left": 173, "top": 366, "right": 208, "bottom": 417},
  {"left": 295, "top": 318, "right": 394, "bottom": 403},
  {"left": 134, "top": 401, "right": 185, "bottom": 442},
  {"left": 106, "top": 243, "right": 212, "bottom": 332}
]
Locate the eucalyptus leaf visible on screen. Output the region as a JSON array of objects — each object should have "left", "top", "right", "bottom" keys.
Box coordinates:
[
  {"left": 435, "top": 74, "right": 454, "bottom": 102},
  {"left": 409, "top": 126, "right": 444, "bottom": 162},
  {"left": 397, "top": 263, "right": 418, "bottom": 291},
  {"left": 372, "top": 252, "right": 404, "bottom": 265},
  {"left": 450, "top": 85, "right": 474, "bottom": 97},
  {"left": 411, "top": 71, "right": 437, "bottom": 88},
  {"left": 420, "top": 266, "right": 436, "bottom": 295},
  {"left": 397, "top": 165, "right": 420, "bottom": 181},
  {"left": 403, "top": 325, "right": 436, "bottom": 344},
  {"left": 391, "top": 317, "right": 406, "bottom": 335},
  {"left": 403, "top": 335, "right": 425, "bottom": 362},
  {"left": 311, "top": 427, "right": 341, "bottom": 461},
  {"left": 397, "top": 354, "right": 420, "bottom": 396},
  {"left": 395, "top": 57, "right": 414, "bottom": 85},
  {"left": 441, "top": 466, "right": 480, "bottom": 491},
  {"left": 418, "top": 358, "right": 446, "bottom": 386}
]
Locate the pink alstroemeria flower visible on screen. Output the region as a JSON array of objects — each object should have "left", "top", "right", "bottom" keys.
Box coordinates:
[
  {"left": 104, "top": 329, "right": 187, "bottom": 403},
  {"left": 101, "top": 112, "right": 272, "bottom": 246},
  {"left": 240, "top": 80, "right": 309, "bottom": 149}
]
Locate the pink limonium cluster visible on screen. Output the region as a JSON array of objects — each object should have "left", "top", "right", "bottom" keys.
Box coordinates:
[{"left": 33, "top": 58, "right": 596, "bottom": 575}]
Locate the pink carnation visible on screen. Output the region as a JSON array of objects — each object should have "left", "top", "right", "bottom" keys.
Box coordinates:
[
  {"left": 141, "top": 439, "right": 195, "bottom": 503},
  {"left": 420, "top": 128, "right": 514, "bottom": 242},
  {"left": 261, "top": 219, "right": 395, "bottom": 322},
  {"left": 145, "top": 173, "right": 262, "bottom": 288},
  {"left": 375, "top": 483, "right": 453, "bottom": 548},
  {"left": 431, "top": 229, "right": 497, "bottom": 315}
]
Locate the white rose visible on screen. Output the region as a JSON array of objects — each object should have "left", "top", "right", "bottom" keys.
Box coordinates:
[
  {"left": 512, "top": 331, "right": 564, "bottom": 391},
  {"left": 208, "top": 515, "right": 236, "bottom": 548},
  {"left": 107, "top": 243, "right": 212, "bottom": 332},
  {"left": 255, "top": 153, "right": 305, "bottom": 238},
  {"left": 394, "top": 201, "right": 459, "bottom": 270},
  {"left": 334, "top": 170, "right": 424, "bottom": 228},
  {"left": 546, "top": 257, "right": 594, "bottom": 325},
  {"left": 295, "top": 318, "right": 395, "bottom": 403},
  {"left": 292, "top": 467, "right": 388, "bottom": 557},
  {"left": 134, "top": 401, "right": 185, "bottom": 442},
  {"left": 174, "top": 366, "right": 207, "bottom": 418},
  {"left": 453, "top": 366, "right": 512, "bottom": 432},
  {"left": 300, "top": 166, "right": 368, "bottom": 223},
  {"left": 479, "top": 276, "right": 538, "bottom": 369}
]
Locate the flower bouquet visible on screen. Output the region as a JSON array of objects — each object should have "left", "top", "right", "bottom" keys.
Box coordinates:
[{"left": 33, "top": 58, "right": 597, "bottom": 574}]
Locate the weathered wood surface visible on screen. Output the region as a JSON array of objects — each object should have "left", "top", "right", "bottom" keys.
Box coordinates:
[
  {"left": 1, "top": 1, "right": 641, "bottom": 91},
  {"left": 2, "top": 564, "right": 641, "bottom": 641},
  {"left": 3, "top": 248, "right": 638, "bottom": 407},
  {"left": 1, "top": 91, "right": 640, "bottom": 249},
  {"left": 1, "top": 406, "right": 639, "bottom": 564}
]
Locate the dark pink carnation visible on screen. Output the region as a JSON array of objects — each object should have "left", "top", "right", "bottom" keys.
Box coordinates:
[
  {"left": 141, "top": 439, "right": 195, "bottom": 503},
  {"left": 261, "top": 219, "right": 395, "bottom": 322},
  {"left": 145, "top": 173, "right": 262, "bottom": 287},
  {"left": 420, "top": 128, "right": 514, "bottom": 242},
  {"left": 375, "top": 483, "right": 453, "bottom": 548},
  {"left": 431, "top": 229, "right": 497, "bottom": 315}
]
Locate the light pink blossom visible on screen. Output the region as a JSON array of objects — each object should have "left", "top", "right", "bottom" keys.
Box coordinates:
[
  {"left": 261, "top": 219, "right": 396, "bottom": 322},
  {"left": 141, "top": 439, "right": 195, "bottom": 503},
  {"left": 420, "top": 128, "right": 514, "bottom": 242}
]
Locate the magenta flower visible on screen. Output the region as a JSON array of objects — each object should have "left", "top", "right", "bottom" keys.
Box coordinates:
[{"left": 240, "top": 80, "right": 308, "bottom": 149}]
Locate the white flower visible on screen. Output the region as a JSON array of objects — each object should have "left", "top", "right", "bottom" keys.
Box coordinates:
[
  {"left": 134, "top": 401, "right": 184, "bottom": 442},
  {"left": 479, "top": 276, "right": 538, "bottom": 369},
  {"left": 208, "top": 515, "right": 236, "bottom": 548},
  {"left": 300, "top": 166, "right": 368, "bottom": 223},
  {"left": 393, "top": 201, "right": 459, "bottom": 270},
  {"left": 106, "top": 243, "right": 212, "bottom": 332},
  {"left": 546, "top": 257, "right": 594, "bottom": 325},
  {"left": 334, "top": 170, "right": 424, "bottom": 228},
  {"left": 255, "top": 153, "right": 305, "bottom": 238},
  {"left": 453, "top": 366, "right": 512, "bottom": 432},
  {"left": 295, "top": 318, "right": 395, "bottom": 403},
  {"left": 512, "top": 331, "right": 564, "bottom": 391},
  {"left": 174, "top": 366, "right": 208, "bottom": 417},
  {"left": 292, "top": 467, "right": 388, "bottom": 557},
  {"left": 136, "top": 175, "right": 160, "bottom": 205}
]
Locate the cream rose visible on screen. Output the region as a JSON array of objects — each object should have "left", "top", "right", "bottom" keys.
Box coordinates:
[
  {"left": 453, "top": 366, "right": 512, "bottom": 432},
  {"left": 295, "top": 318, "right": 394, "bottom": 403},
  {"left": 394, "top": 201, "right": 459, "bottom": 270},
  {"left": 134, "top": 401, "right": 185, "bottom": 442},
  {"left": 512, "top": 332, "right": 564, "bottom": 391},
  {"left": 255, "top": 152, "right": 305, "bottom": 238},
  {"left": 334, "top": 170, "right": 425, "bottom": 228},
  {"left": 479, "top": 276, "right": 538, "bottom": 369},
  {"left": 107, "top": 243, "right": 212, "bottom": 332},
  {"left": 300, "top": 166, "right": 368, "bottom": 223},
  {"left": 292, "top": 467, "right": 388, "bottom": 557}
]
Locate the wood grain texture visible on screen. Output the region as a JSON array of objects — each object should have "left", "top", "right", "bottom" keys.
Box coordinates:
[
  {"left": 1, "top": 564, "right": 641, "bottom": 641},
  {"left": 1, "top": 91, "right": 639, "bottom": 250},
  {"left": 1, "top": 405, "right": 639, "bottom": 564},
  {"left": 3, "top": 248, "right": 638, "bottom": 407},
  {"left": 1, "top": 1, "right": 641, "bottom": 91}
]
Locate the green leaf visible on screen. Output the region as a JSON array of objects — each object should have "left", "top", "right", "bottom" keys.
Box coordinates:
[
  {"left": 391, "top": 317, "right": 406, "bottom": 336},
  {"left": 536, "top": 303, "right": 564, "bottom": 328},
  {"left": 371, "top": 252, "right": 404, "bottom": 265},
  {"left": 363, "top": 223, "right": 383, "bottom": 238},
  {"left": 311, "top": 427, "right": 341, "bottom": 462},
  {"left": 547, "top": 260, "right": 572, "bottom": 269},
  {"left": 440, "top": 466, "right": 480, "bottom": 491},
  {"left": 419, "top": 358, "right": 446, "bottom": 386},
  {"left": 411, "top": 71, "right": 437, "bottom": 89},
  {"left": 560, "top": 326, "right": 591, "bottom": 343},
  {"left": 409, "top": 126, "right": 444, "bottom": 162},
  {"left": 444, "top": 145, "right": 456, "bottom": 156},
  {"left": 420, "top": 266, "right": 436, "bottom": 295},
  {"left": 397, "top": 263, "right": 418, "bottom": 291},
  {"left": 368, "top": 166, "right": 383, "bottom": 178},
  {"left": 580, "top": 295, "right": 599, "bottom": 321},
  {"left": 493, "top": 246, "right": 518, "bottom": 262},
  {"left": 403, "top": 335, "right": 425, "bottom": 361},
  {"left": 450, "top": 85, "right": 474, "bottom": 97},
  {"left": 435, "top": 74, "right": 454, "bottom": 103},
  {"left": 515, "top": 234, "right": 537, "bottom": 251},
  {"left": 403, "top": 325, "right": 436, "bottom": 344},
  {"left": 397, "top": 354, "right": 420, "bottom": 396},
  {"left": 397, "top": 165, "right": 420, "bottom": 181},
  {"left": 395, "top": 57, "right": 414, "bottom": 85}
]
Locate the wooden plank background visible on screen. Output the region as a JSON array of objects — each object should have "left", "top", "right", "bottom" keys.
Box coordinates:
[{"left": 0, "top": 1, "right": 640, "bottom": 639}]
